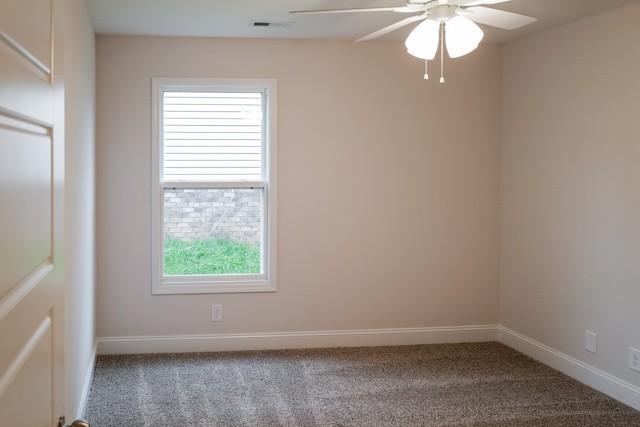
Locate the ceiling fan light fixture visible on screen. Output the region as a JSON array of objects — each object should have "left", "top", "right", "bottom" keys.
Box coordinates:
[
  {"left": 444, "top": 15, "right": 484, "bottom": 58},
  {"left": 290, "top": 0, "right": 539, "bottom": 82},
  {"left": 404, "top": 18, "right": 440, "bottom": 60}
]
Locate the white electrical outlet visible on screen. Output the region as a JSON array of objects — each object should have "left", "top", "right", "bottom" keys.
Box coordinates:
[
  {"left": 630, "top": 347, "right": 640, "bottom": 373},
  {"left": 585, "top": 330, "right": 597, "bottom": 354},
  {"left": 211, "top": 304, "right": 223, "bottom": 322}
]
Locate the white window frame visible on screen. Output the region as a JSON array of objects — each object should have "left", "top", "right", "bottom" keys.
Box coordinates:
[{"left": 151, "top": 78, "right": 277, "bottom": 295}]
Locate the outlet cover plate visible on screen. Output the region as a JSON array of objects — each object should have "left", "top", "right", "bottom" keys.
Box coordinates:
[{"left": 211, "top": 304, "right": 223, "bottom": 322}]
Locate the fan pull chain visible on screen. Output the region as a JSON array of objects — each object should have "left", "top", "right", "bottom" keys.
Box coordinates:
[
  {"left": 424, "top": 59, "right": 429, "bottom": 80},
  {"left": 440, "top": 22, "right": 445, "bottom": 84}
]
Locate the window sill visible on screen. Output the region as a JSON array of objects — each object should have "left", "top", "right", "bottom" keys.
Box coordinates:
[{"left": 152, "top": 280, "right": 276, "bottom": 295}]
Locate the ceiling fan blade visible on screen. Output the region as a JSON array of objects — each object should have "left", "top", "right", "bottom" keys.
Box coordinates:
[
  {"left": 455, "top": 0, "right": 511, "bottom": 6},
  {"left": 465, "top": 6, "right": 537, "bottom": 30},
  {"left": 290, "top": 6, "right": 408, "bottom": 15},
  {"left": 356, "top": 15, "right": 425, "bottom": 42}
]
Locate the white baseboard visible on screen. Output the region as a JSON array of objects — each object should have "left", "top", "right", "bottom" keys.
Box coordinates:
[
  {"left": 75, "top": 342, "right": 97, "bottom": 419},
  {"left": 97, "top": 324, "right": 498, "bottom": 355},
  {"left": 498, "top": 325, "right": 640, "bottom": 411}
]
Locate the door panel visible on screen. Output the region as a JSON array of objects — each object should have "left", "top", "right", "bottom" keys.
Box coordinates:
[
  {"left": 0, "top": 0, "right": 52, "bottom": 71},
  {"left": 0, "top": 317, "right": 52, "bottom": 427},
  {"left": 0, "top": 31, "right": 53, "bottom": 125},
  {"left": 0, "top": 278, "right": 53, "bottom": 374},
  {"left": 0, "top": 124, "right": 52, "bottom": 296},
  {"left": 0, "top": 0, "right": 64, "bottom": 425}
]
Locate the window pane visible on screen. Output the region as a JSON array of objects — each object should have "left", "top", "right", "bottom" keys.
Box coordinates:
[
  {"left": 163, "top": 91, "right": 263, "bottom": 181},
  {"left": 163, "top": 188, "right": 262, "bottom": 276}
]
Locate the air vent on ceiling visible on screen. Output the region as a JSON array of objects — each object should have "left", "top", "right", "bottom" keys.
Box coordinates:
[{"left": 250, "top": 21, "right": 293, "bottom": 28}]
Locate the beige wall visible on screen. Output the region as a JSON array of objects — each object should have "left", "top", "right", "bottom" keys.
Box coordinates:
[
  {"left": 96, "top": 36, "right": 500, "bottom": 338},
  {"left": 64, "top": 0, "right": 96, "bottom": 417},
  {"left": 500, "top": 1, "right": 640, "bottom": 386}
]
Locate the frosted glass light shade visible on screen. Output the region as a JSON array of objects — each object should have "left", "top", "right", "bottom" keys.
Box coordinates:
[
  {"left": 405, "top": 19, "right": 440, "bottom": 60},
  {"left": 445, "top": 16, "right": 484, "bottom": 58}
]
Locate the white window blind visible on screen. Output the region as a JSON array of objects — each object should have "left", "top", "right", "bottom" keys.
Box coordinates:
[{"left": 162, "top": 91, "right": 263, "bottom": 181}]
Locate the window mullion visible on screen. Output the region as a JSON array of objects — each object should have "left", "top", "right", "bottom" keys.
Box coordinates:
[{"left": 161, "top": 181, "right": 266, "bottom": 189}]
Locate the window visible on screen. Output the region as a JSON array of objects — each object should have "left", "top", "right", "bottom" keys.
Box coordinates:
[{"left": 152, "top": 78, "right": 276, "bottom": 294}]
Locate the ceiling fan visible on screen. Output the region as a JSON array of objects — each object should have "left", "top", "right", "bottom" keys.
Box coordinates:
[{"left": 290, "top": 0, "right": 538, "bottom": 82}]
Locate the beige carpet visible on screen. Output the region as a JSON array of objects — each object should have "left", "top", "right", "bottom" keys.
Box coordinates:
[{"left": 85, "top": 342, "right": 640, "bottom": 426}]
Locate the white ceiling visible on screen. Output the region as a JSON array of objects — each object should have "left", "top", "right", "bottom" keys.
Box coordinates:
[{"left": 88, "top": 0, "right": 636, "bottom": 44}]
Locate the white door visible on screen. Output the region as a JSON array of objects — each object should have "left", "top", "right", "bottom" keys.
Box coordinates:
[{"left": 0, "top": 0, "right": 66, "bottom": 426}]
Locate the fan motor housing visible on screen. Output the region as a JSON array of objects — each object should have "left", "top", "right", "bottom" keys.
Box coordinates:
[{"left": 428, "top": 4, "right": 459, "bottom": 21}]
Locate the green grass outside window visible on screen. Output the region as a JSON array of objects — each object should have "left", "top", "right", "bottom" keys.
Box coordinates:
[{"left": 164, "top": 238, "right": 261, "bottom": 275}]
